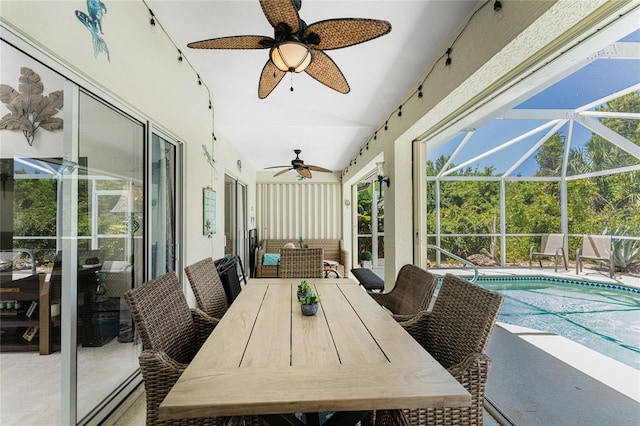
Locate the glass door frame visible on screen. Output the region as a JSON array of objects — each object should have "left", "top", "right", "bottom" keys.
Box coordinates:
[{"left": 148, "top": 126, "right": 183, "bottom": 279}]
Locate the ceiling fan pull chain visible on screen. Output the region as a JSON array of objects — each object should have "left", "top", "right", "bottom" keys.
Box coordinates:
[{"left": 290, "top": 73, "right": 294, "bottom": 92}]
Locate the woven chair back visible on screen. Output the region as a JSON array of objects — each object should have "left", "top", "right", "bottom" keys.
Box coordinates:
[
  {"left": 185, "top": 258, "right": 229, "bottom": 319},
  {"left": 388, "top": 264, "right": 438, "bottom": 315},
  {"left": 424, "top": 273, "right": 504, "bottom": 369},
  {"left": 124, "top": 271, "right": 197, "bottom": 364},
  {"left": 278, "top": 248, "right": 324, "bottom": 278}
]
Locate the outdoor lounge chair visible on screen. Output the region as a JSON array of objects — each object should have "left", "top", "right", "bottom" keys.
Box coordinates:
[
  {"left": 367, "top": 264, "right": 438, "bottom": 321},
  {"left": 529, "top": 233, "right": 568, "bottom": 272},
  {"left": 576, "top": 234, "right": 614, "bottom": 278},
  {"left": 372, "top": 273, "right": 504, "bottom": 426}
]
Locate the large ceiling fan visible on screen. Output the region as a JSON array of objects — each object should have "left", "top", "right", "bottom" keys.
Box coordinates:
[
  {"left": 265, "top": 149, "right": 332, "bottom": 178},
  {"left": 187, "top": 0, "right": 391, "bottom": 98}
]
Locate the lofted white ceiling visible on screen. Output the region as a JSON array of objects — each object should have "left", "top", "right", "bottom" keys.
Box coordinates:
[{"left": 147, "top": 0, "right": 477, "bottom": 174}]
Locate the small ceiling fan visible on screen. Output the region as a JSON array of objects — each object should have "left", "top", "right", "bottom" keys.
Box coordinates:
[
  {"left": 265, "top": 149, "right": 332, "bottom": 178},
  {"left": 187, "top": 0, "right": 391, "bottom": 98}
]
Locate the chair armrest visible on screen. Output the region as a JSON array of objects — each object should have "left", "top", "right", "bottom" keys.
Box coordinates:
[
  {"left": 446, "top": 353, "right": 492, "bottom": 404},
  {"left": 390, "top": 312, "right": 419, "bottom": 322},
  {"left": 447, "top": 352, "right": 491, "bottom": 379},
  {"left": 368, "top": 292, "right": 396, "bottom": 312},
  {"left": 340, "top": 249, "right": 350, "bottom": 273},
  {"left": 191, "top": 308, "right": 219, "bottom": 348},
  {"left": 397, "top": 310, "right": 431, "bottom": 348}
]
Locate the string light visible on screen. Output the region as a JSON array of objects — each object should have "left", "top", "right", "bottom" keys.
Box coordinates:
[{"left": 343, "top": 0, "right": 502, "bottom": 179}]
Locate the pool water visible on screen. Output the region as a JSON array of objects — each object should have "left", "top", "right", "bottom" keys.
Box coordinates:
[{"left": 473, "top": 277, "right": 640, "bottom": 370}]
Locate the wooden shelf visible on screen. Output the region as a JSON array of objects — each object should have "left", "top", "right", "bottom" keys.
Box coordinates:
[{"left": 0, "top": 273, "right": 49, "bottom": 354}]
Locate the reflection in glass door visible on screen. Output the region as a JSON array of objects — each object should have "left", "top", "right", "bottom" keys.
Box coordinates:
[
  {"left": 76, "top": 91, "right": 144, "bottom": 422},
  {"left": 224, "top": 175, "right": 248, "bottom": 271},
  {"left": 151, "top": 133, "right": 178, "bottom": 278}
]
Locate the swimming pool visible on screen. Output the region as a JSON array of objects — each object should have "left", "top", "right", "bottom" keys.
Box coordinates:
[{"left": 470, "top": 276, "right": 640, "bottom": 370}]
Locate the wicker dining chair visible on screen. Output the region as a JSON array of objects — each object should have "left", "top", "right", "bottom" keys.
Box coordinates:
[
  {"left": 124, "top": 271, "right": 230, "bottom": 425},
  {"left": 374, "top": 273, "right": 504, "bottom": 426},
  {"left": 185, "top": 257, "right": 228, "bottom": 322},
  {"left": 368, "top": 264, "right": 438, "bottom": 321},
  {"left": 278, "top": 248, "right": 324, "bottom": 278}
]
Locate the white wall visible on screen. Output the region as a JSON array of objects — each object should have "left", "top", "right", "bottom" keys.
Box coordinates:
[{"left": 0, "top": 1, "right": 256, "bottom": 290}]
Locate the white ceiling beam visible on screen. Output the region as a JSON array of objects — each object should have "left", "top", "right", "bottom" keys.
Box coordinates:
[
  {"left": 442, "top": 120, "right": 562, "bottom": 176},
  {"left": 577, "top": 116, "right": 640, "bottom": 159}
]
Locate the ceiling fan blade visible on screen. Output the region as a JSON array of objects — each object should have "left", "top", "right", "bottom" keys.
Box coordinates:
[
  {"left": 258, "top": 60, "right": 287, "bottom": 99},
  {"left": 260, "top": 0, "right": 300, "bottom": 34},
  {"left": 307, "top": 165, "right": 332, "bottom": 173},
  {"left": 298, "top": 168, "right": 312, "bottom": 179},
  {"left": 188, "top": 35, "right": 273, "bottom": 50},
  {"left": 304, "top": 50, "right": 350, "bottom": 94},
  {"left": 265, "top": 165, "right": 291, "bottom": 169},
  {"left": 306, "top": 19, "right": 391, "bottom": 50},
  {"left": 273, "top": 168, "right": 293, "bottom": 177}
]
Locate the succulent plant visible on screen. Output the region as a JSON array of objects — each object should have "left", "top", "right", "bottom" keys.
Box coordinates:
[
  {"left": 606, "top": 226, "right": 640, "bottom": 271},
  {"left": 300, "top": 293, "right": 320, "bottom": 305},
  {"left": 0, "top": 67, "right": 63, "bottom": 145}
]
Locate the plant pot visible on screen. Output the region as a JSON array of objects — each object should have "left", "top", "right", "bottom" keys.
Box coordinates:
[
  {"left": 362, "top": 260, "right": 372, "bottom": 269},
  {"left": 297, "top": 290, "right": 312, "bottom": 301},
  {"left": 301, "top": 303, "right": 319, "bottom": 316}
]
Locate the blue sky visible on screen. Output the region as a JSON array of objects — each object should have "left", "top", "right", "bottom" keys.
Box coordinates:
[{"left": 428, "top": 29, "right": 640, "bottom": 177}]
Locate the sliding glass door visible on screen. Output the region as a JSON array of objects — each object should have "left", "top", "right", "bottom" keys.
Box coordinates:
[
  {"left": 1, "top": 38, "right": 180, "bottom": 425},
  {"left": 150, "top": 132, "right": 179, "bottom": 278}
]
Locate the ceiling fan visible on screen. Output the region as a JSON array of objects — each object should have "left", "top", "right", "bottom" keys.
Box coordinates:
[
  {"left": 265, "top": 149, "right": 332, "bottom": 178},
  {"left": 187, "top": 0, "right": 391, "bottom": 98}
]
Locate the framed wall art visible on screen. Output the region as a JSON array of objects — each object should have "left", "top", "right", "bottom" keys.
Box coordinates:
[{"left": 203, "top": 187, "right": 216, "bottom": 236}]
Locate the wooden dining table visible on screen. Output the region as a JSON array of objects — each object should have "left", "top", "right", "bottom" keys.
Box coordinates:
[{"left": 159, "top": 277, "right": 470, "bottom": 425}]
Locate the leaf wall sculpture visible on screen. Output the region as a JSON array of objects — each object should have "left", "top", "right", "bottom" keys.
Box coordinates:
[{"left": 0, "top": 67, "right": 64, "bottom": 145}]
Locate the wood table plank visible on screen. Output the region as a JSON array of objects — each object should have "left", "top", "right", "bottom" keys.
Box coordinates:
[
  {"left": 338, "top": 283, "right": 431, "bottom": 365},
  {"left": 189, "top": 284, "right": 267, "bottom": 370},
  {"left": 242, "top": 284, "right": 292, "bottom": 367},
  {"left": 315, "top": 283, "right": 388, "bottom": 365},
  {"left": 291, "top": 283, "right": 340, "bottom": 366},
  {"left": 160, "top": 363, "right": 470, "bottom": 419}
]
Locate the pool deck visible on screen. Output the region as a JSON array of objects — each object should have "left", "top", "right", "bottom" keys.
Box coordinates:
[{"left": 427, "top": 266, "right": 640, "bottom": 424}]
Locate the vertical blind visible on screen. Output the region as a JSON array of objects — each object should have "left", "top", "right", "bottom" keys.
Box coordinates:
[{"left": 257, "top": 183, "right": 342, "bottom": 240}]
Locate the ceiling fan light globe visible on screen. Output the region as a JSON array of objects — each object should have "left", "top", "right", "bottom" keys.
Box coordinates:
[{"left": 270, "top": 41, "right": 313, "bottom": 73}]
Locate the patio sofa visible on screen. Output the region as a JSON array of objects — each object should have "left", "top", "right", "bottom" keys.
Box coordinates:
[{"left": 256, "top": 239, "right": 349, "bottom": 278}]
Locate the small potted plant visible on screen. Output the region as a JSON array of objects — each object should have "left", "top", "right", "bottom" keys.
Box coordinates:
[
  {"left": 360, "top": 251, "right": 373, "bottom": 268},
  {"left": 297, "top": 281, "right": 312, "bottom": 300},
  {"left": 300, "top": 293, "right": 320, "bottom": 316}
]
